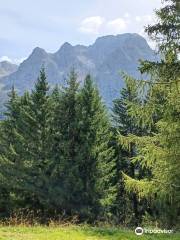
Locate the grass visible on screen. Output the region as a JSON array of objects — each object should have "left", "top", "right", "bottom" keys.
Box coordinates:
[{"left": 0, "top": 225, "right": 179, "bottom": 240}]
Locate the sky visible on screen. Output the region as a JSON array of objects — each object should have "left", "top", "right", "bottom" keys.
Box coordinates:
[{"left": 0, "top": 0, "right": 162, "bottom": 64}]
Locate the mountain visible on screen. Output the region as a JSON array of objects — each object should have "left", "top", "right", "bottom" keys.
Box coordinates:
[
  {"left": 0, "top": 61, "right": 18, "bottom": 118},
  {"left": 0, "top": 33, "right": 157, "bottom": 113},
  {"left": 0, "top": 61, "right": 18, "bottom": 78}
]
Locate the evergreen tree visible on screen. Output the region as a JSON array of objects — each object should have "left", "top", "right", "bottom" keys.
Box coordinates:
[
  {"left": 49, "top": 70, "right": 83, "bottom": 216},
  {"left": 20, "top": 68, "right": 51, "bottom": 212},
  {"left": 0, "top": 69, "right": 52, "bottom": 215},
  {"left": 30, "top": 68, "right": 50, "bottom": 165},
  {"left": 0, "top": 86, "right": 21, "bottom": 161},
  {"left": 77, "top": 75, "right": 116, "bottom": 221},
  {"left": 0, "top": 86, "right": 22, "bottom": 217},
  {"left": 112, "top": 78, "right": 148, "bottom": 226},
  {"left": 120, "top": 0, "right": 180, "bottom": 227}
]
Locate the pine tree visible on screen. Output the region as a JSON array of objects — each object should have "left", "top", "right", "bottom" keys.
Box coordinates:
[
  {"left": 120, "top": 0, "right": 180, "bottom": 227},
  {"left": 77, "top": 75, "right": 116, "bottom": 221},
  {"left": 0, "top": 86, "right": 22, "bottom": 217},
  {"left": 49, "top": 70, "right": 83, "bottom": 216},
  {"left": 20, "top": 68, "right": 51, "bottom": 212},
  {"left": 0, "top": 69, "right": 52, "bottom": 215},
  {"left": 30, "top": 67, "right": 50, "bottom": 165},
  {"left": 0, "top": 86, "right": 21, "bottom": 160}
]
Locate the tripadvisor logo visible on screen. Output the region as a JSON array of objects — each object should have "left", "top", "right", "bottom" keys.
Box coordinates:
[
  {"left": 135, "top": 227, "right": 143, "bottom": 235},
  {"left": 135, "top": 227, "right": 173, "bottom": 235}
]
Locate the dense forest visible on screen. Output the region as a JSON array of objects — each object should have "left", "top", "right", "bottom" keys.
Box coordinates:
[{"left": 0, "top": 0, "right": 179, "bottom": 228}]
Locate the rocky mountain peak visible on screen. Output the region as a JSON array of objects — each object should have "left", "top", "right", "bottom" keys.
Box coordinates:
[
  {"left": 30, "top": 47, "right": 48, "bottom": 59},
  {"left": 0, "top": 33, "right": 157, "bottom": 109},
  {"left": 55, "top": 42, "right": 73, "bottom": 55}
]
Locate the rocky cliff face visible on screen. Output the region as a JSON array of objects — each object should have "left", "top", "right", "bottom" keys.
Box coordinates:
[{"left": 0, "top": 33, "right": 157, "bottom": 111}]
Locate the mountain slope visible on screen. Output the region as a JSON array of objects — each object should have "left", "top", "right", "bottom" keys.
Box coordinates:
[
  {"left": 0, "top": 61, "right": 18, "bottom": 78},
  {"left": 1, "top": 33, "right": 157, "bottom": 109}
]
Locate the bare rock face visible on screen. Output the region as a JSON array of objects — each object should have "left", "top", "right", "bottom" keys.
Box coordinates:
[{"left": 0, "top": 33, "right": 157, "bottom": 114}]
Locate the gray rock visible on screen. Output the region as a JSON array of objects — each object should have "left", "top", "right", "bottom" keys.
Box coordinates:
[
  {"left": 0, "top": 61, "right": 18, "bottom": 78},
  {"left": 0, "top": 33, "right": 157, "bottom": 114}
]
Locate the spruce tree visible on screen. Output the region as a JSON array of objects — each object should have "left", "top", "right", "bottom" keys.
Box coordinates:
[
  {"left": 21, "top": 68, "right": 51, "bottom": 212},
  {"left": 0, "top": 86, "right": 22, "bottom": 217},
  {"left": 49, "top": 70, "right": 83, "bottom": 215},
  {"left": 0, "top": 69, "right": 52, "bottom": 214},
  {"left": 77, "top": 75, "right": 116, "bottom": 221},
  {"left": 0, "top": 86, "right": 21, "bottom": 161}
]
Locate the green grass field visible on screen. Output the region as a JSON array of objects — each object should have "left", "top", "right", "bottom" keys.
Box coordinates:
[{"left": 0, "top": 226, "right": 179, "bottom": 240}]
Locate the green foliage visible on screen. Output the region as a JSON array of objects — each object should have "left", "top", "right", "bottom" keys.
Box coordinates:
[
  {"left": 0, "top": 1, "right": 179, "bottom": 227},
  {"left": 112, "top": 78, "right": 150, "bottom": 226},
  {"left": 0, "top": 69, "right": 52, "bottom": 213},
  {"left": 145, "top": 0, "right": 180, "bottom": 53},
  {"left": 78, "top": 75, "right": 116, "bottom": 221},
  {"left": 119, "top": 0, "right": 180, "bottom": 227},
  {"left": 0, "top": 70, "right": 116, "bottom": 223},
  {"left": 49, "top": 70, "right": 82, "bottom": 214}
]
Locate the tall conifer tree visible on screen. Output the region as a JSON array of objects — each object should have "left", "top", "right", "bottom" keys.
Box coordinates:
[
  {"left": 112, "top": 78, "right": 149, "bottom": 225},
  {"left": 49, "top": 70, "right": 83, "bottom": 215},
  {"left": 120, "top": 0, "right": 180, "bottom": 227},
  {"left": 78, "top": 75, "right": 116, "bottom": 221},
  {"left": 0, "top": 86, "right": 22, "bottom": 216}
]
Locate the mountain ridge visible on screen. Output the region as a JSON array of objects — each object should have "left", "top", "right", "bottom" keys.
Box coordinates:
[{"left": 0, "top": 33, "right": 157, "bottom": 115}]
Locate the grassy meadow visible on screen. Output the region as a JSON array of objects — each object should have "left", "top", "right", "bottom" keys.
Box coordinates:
[{"left": 0, "top": 225, "right": 179, "bottom": 240}]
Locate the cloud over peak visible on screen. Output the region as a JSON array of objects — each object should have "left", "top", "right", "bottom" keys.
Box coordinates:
[
  {"left": 107, "top": 18, "right": 127, "bottom": 34},
  {"left": 0, "top": 56, "right": 26, "bottom": 65},
  {"left": 79, "top": 16, "right": 105, "bottom": 34},
  {"left": 79, "top": 16, "right": 128, "bottom": 35}
]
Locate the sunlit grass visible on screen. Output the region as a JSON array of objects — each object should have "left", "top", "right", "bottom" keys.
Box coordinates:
[{"left": 0, "top": 225, "right": 179, "bottom": 240}]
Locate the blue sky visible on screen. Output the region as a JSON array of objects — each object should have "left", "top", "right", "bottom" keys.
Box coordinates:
[{"left": 0, "top": 0, "right": 162, "bottom": 64}]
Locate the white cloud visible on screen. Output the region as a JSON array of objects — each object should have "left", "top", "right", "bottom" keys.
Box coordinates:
[
  {"left": 79, "top": 16, "right": 105, "bottom": 34},
  {"left": 135, "top": 16, "right": 141, "bottom": 22},
  {"left": 0, "top": 56, "right": 26, "bottom": 65},
  {"left": 0, "top": 56, "right": 13, "bottom": 63},
  {"left": 135, "top": 15, "right": 154, "bottom": 24},
  {"left": 124, "top": 12, "right": 130, "bottom": 18},
  {"left": 107, "top": 18, "right": 127, "bottom": 34},
  {"left": 79, "top": 16, "right": 129, "bottom": 36}
]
